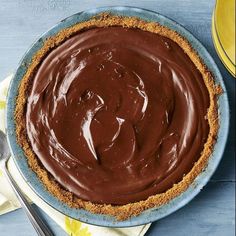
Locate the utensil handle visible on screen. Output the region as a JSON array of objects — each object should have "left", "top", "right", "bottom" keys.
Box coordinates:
[{"left": 2, "top": 166, "right": 54, "bottom": 236}]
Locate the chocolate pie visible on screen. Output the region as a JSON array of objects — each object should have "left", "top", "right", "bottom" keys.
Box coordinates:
[{"left": 15, "top": 14, "right": 222, "bottom": 220}]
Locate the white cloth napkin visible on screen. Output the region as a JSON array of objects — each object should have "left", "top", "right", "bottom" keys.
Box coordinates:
[{"left": 0, "top": 75, "right": 151, "bottom": 236}]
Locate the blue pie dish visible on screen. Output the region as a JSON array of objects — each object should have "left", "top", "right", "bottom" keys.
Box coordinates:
[{"left": 6, "top": 6, "right": 229, "bottom": 227}]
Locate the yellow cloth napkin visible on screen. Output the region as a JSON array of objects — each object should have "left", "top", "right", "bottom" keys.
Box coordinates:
[{"left": 0, "top": 75, "right": 151, "bottom": 235}]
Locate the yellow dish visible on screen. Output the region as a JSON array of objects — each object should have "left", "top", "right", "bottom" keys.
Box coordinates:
[{"left": 212, "top": 0, "right": 235, "bottom": 77}]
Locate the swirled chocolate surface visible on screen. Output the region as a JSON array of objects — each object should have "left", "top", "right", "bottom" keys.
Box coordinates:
[{"left": 26, "top": 27, "right": 210, "bottom": 205}]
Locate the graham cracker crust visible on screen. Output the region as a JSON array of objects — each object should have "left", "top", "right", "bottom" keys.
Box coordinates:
[{"left": 14, "top": 13, "right": 222, "bottom": 220}]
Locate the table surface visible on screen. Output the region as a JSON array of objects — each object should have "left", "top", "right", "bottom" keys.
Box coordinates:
[{"left": 0, "top": 0, "right": 235, "bottom": 235}]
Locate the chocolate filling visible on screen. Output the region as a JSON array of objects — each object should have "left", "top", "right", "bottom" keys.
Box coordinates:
[{"left": 26, "top": 27, "right": 210, "bottom": 205}]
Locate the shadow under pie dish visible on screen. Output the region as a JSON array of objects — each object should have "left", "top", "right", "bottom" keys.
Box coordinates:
[{"left": 8, "top": 7, "right": 229, "bottom": 225}]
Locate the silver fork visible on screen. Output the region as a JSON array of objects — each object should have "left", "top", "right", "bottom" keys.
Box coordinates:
[{"left": 0, "top": 130, "right": 54, "bottom": 236}]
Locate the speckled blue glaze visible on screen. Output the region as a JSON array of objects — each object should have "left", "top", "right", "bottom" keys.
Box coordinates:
[{"left": 6, "top": 7, "right": 229, "bottom": 227}]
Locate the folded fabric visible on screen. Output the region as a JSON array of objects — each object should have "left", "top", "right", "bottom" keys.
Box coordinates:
[
  {"left": 0, "top": 75, "right": 151, "bottom": 235},
  {"left": 0, "top": 75, "right": 21, "bottom": 215}
]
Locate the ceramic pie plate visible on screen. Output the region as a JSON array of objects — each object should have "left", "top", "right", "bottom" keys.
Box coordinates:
[{"left": 6, "top": 6, "right": 229, "bottom": 227}]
